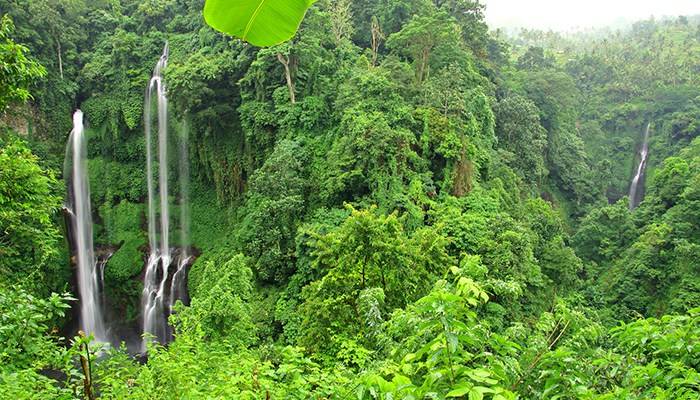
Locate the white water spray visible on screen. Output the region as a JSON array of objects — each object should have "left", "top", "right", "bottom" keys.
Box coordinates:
[
  {"left": 142, "top": 44, "right": 170, "bottom": 350},
  {"left": 65, "top": 110, "right": 108, "bottom": 342},
  {"left": 629, "top": 123, "right": 651, "bottom": 210},
  {"left": 141, "top": 44, "right": 191, "bottom": 351}
]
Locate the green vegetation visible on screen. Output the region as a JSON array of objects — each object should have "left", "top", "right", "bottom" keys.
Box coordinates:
[
  {"left": 0, "top": 138, "right": 63, "bottom": 293},
  {"left": 0, "top": 14, "right": 45, "bottom": 112},
  {"left": 0, "top": 1, "right": 698, "bottom": 399}
]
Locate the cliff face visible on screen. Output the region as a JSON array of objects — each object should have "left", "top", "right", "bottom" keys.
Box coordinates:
[{"left": 2, "top": 104, "right": 32, "bottom": 135}]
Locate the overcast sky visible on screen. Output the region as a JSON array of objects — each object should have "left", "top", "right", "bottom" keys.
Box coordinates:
[{"left": 483, "top": 0, "right": 700, "bottom": 31}]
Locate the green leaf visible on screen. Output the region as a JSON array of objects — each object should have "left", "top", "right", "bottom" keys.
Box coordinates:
[
  {"left": 470, "top": 387, "right": 496, "bottom": 400},
  {"left": 203, "top": 0, "right": 317, "bottom": 47},
  {"left": 466, "top": 369, "right": 498, "bottom": 384},
  {"left": 446, "top": 383, "right": 472, "bottom": 397},
  {"left": 468, "top": 389, "right": 484, "bottom": 400}
]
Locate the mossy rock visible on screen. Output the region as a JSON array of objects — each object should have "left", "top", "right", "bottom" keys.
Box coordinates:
[
  {"left": 106, "top": 233, "right": 144, "bottom": 280},
  {"left": 98, "top": 200, "right": 147, "bottom": 281}
]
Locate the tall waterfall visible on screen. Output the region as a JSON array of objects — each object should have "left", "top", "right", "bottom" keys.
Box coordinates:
[
  {"left": 170, "top": 120, "right": 191, "bottom": 310},
  {"left": 629, "top": 123, "right": 651, "bottom": 210},
  {"left": 65, "top": 110, "right": 108, "bottom": 343},
  {"left": 141, "top": 43, "right": 191, "bottom": 351}
]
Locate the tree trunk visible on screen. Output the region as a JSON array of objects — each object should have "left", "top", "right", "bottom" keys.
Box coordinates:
[
  {"left": 452, "top": 145, "right": 472, "bottom": 197},
  {"left": 79, "top": 339, "right": 95, "bottom": 400},
  {"left": 418, "top": 47, "right": 430, "bottom": 84},
  {"left": 56, "top": 39, "right": 64, "bottom": 79},
  {"left": 371, "top": 17, "right": 384, "bottom": 67},
  {"left": 277, "top": 53, "right": 296, "bottom": 104}
]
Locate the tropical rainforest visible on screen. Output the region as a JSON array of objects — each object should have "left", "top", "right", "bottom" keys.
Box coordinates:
[{"left": 0, "top": 0, "right": 699, "bottom": 399}]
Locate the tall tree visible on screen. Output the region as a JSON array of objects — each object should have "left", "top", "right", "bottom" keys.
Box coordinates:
[{"left": 386, "top": 11, "right": 461, "bottom": 84}]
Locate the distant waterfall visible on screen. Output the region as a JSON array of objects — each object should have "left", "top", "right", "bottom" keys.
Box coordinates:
[
  {"left": 629, "top": 123, "right": 651, "bottom": 210},
  {"left": 65, "top": 110, "right": 108, "bottom": 343},
  {"left": 141, "top": 44, "right": 191, "bottom": 351}
]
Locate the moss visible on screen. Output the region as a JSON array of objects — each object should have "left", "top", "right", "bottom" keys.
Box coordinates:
[
  {"left": 106, "top": 233, "right": 144, "bottom": 280},
  {"left": 99, "top": 200, "right": 147, "bottom": 281},
  {"left": 189, "top": 183, "right": 237, "bottom": 251},
  {"left": 88, "top": 156, "right": 147, "bottom": 206},
  {"left": 183, "top": 183, "right": 239, "bottom": 296}
]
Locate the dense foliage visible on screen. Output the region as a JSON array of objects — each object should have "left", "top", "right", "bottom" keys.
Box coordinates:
[{"left": 0, "top": 1, "right": 698, "bottom": 399}]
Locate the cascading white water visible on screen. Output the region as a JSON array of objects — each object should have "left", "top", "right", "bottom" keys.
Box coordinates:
[
  {"left": 629, "top": 123, "right": 651, "bottom": 210},
  {"left": 96, "top": 252, "right": 113, "bottom": 322},
  {"left": 170, "top": 121, "right": 190, "bottom": 311},
  {"left": 142, "top": 44, "right": 170, "bottom": 350},
  {"left": 170, "top": 255, "right": 191, "bottom": 310},
  {"left": 65, "top": 110, "right": 108, "bottom": 343},
  {"left": 141, "top": 44, "right": 191, "bottom": 351}
]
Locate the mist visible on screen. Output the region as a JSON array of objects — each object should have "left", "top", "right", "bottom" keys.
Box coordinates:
[{"left": 484, "top": 0, "right": 700, "bottom": 31}]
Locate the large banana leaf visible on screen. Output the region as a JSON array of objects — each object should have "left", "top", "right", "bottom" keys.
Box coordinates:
[{"left": 203, "top": 0, "right": 316, "bottom": 47}]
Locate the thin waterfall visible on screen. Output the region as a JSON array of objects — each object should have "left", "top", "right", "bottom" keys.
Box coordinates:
[
  {"left": 629, "top": 123, "right": 652, "bottom": 210},
  {"left": 170, "top": 121, "right": 190, "bottom": 311},
  {"left": 141, "top": 43, "right": 191, "bottom": 351},
  {"left": 96, "top": 252, "right": 113, "bottom": 324},
  {"left": 65, "top": 110, "right": 108, "bottom": 343}
]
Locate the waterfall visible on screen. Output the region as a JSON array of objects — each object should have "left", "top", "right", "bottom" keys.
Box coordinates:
[
  {"left": 141, "top": 43, "right": 191, "bottom": 351},
  {"left": 170, "top": 120, "right": 190, "bottom": 311},
  {"left": 96, "top": 252, "right": 113, "bottom": 321},
  {"left": 65, "top": 110, "right": 108, "bottom": 343},
  {"left": 629, "top": 123, "right": 651, "bottom": 210},
  {"left": 142, "top": 44, "right": 170, "bottom": 350}
]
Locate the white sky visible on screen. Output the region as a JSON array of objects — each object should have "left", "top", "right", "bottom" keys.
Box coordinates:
[{"left": 483, "top": 0, "right": 700, "bottom": 31}]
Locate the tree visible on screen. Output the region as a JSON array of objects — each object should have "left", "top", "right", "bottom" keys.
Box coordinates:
[
  {"left": 524, "top": 199, "right": 582, "bottom": 289},
  {"left": 357, "top": 265, "right": 518, "bottom": 400},
  {"left": 607, "top": 223, "right": 674, "bottom": 317},
  {"left": 495, "top": 94, "right": 548, "bottom": 184},
  {"left": 173, "top": 254, "right": 255, "bottom": 345},
  {"left": 298, "top": 206, "right": 451, "bottom": 352},
  {"left": 323, "top": 65, "right": 421, "bottom": 208},
  {"left": 0, "top": 288, "right": 72, "bottom": 371},
  {"left": 434, "top": 0, "right": 490, "bottom": 57},
  {"left": 0, "top": 139, "right": 61, "bottom": 292},
  {"left": 0, "top": 15, "right": 45, "bottom": 112},
  {"left": 516, "top": 46, "right": 555, "bottom": 71},
  {"left": 649, "top": 156, "right": 690, "bottom": 209},
  {"left": 238, "top": 140, "right": 309, "bottom": 283},
  {"left": 329, "top": 0, "right": 354, "bottom": 45},
  {"left": 418, "top": 58, "right": 495, "bottom": 197},
  {"left": 386, "top": 11, "right": 461, "bottom": 84},
  {"left": 522, "top": 70, "right": 599, "bottom": 205},
  {"left": 573, "top": 200, "right": 636, "bottom": 265}
]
